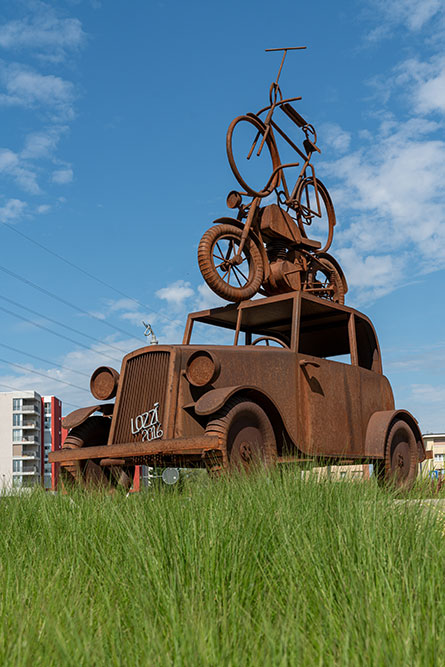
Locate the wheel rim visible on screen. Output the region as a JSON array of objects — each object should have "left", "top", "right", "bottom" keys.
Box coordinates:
[
  {"left": 385, "top": 420, "right": 417, "bottom": 488},
  {"left": 227, "top": 115, "right": 281, "bottom": 198},
  {"left": 228, "top": 421, "right": 265, "bottom": 470},
  {"left": 295, "top": 178, "right": 336, "bottom": 253},
  {"left": 390, "top": 440, "right": 411, "bottom": 482},
  {"left": 307, "top": 267, "right": 335, "bottom": 299},
  {"left": 211, "top": 234, "right": 253, "bottom": 291}
]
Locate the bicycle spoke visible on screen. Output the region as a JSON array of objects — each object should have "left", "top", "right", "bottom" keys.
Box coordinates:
[
  {"left": 220, "top": 266, "right": 231, "bottom": 282},
  {"left": 232, "top": 266, "right": 244, "bottom": 288},
  {"left": 225, "top": 239, "right": 234, "bottom": 261},
  {"left": 215, "top": 242, "right": 225, "bottom": 260},
  {"left": 233, "top": 264, "right": 249, "bottom": 282}
]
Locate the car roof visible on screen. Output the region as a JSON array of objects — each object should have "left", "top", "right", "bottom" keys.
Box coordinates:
[{"left": 188, "top": 292, "right": 375, "bottom": 335}]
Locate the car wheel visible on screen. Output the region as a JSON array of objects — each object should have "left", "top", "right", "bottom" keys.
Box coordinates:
[
  {"left": 383, "top": 420, "right": 418, "bottom": 489},
  {"left": 205, "top": 397, "right": 277, "bottom": 472}
]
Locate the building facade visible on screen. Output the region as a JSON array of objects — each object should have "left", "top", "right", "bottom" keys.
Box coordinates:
[
  {"left": 419, "top": 433, "right": 445, "bottom": 478},
  {"left": 0, "top": 391, "right": 62, "bottom": 491}
]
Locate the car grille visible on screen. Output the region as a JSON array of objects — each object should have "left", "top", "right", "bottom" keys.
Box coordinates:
[{"left": 111, "top": 351, "right": 170, "bottom": 444}]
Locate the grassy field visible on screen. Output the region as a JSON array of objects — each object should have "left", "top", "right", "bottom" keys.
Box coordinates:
[{"left": 0, "top": 471, "right": 444, "bottom": 666}]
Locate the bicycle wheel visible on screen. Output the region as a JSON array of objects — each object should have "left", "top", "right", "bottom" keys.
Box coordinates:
[
  {"left": 198, "top": 224, "right": 264, "bottom": 302},
  {"left": 305, "top": 256, "right": 345, "bottom": 304},
  {"left": 294, "top": 177, "right": 336, "bottom": 253},
  {"left": 226, "top": 115, "right": 281, "bottom": 198}
]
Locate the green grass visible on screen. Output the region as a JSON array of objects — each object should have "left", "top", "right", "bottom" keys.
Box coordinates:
[{"left": 1, "top": 471, "right": 444, "bottom": 666}]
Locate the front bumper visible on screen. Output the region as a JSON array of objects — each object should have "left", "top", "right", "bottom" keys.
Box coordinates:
[{"left": 49, "top": 435, "right": 223, "bottom": 468}]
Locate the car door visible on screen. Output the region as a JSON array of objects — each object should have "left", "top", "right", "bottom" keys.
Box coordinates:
[{"left": 296, "top": 299, "right": 362, "bottom": 457}]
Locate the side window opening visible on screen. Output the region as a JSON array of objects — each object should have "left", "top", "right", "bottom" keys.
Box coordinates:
[
  {"left": 299, "top": 299, "right": 350, "bottom": 363},
  {"left": 355, "top": 317, "right": 381, "bottom": 372}
]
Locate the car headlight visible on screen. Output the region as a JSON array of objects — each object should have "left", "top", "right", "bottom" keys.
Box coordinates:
[
  {"left": 90, "top": 366, "right": 120, "bottom": 400},
  {"left": 185, "top": 351, "right": 220, "bottom": 387}
]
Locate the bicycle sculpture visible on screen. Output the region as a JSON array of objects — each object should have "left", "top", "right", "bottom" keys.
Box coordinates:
[{"left": 198, "top": 47, "right": 347, "bottom": 304}]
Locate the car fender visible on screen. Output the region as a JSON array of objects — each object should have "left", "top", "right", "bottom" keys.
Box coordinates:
[
  {"left": 364, "top": 409, "right": 425, "bottom": 461},
  {"left": 62, "top": 403, "right": 114, "bottom": 431},
  {"left": 212, "top": 217, "right": 270, "bottom": 280},
  {"left": 194, "top": 385, "right": 294, "bottom": 451}
]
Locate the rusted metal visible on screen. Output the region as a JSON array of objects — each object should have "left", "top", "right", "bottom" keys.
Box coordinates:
[
  {"left": 51, "top": 51, "right": 425, "bottom": 491},
  {"left": 51, "top": 435, "right": 222, "bottom": 463},
  {"left": 51, "top": 291, "right": 426, "bottom": 490},
  {"left": 197, "top": 48, "right": 347, "bottom": 304},
  {"left": 90, "top": 366, "right": 120, "bottom": 401},
  {"left": 62, "top": 403, "right": 113, "bottom": 431}
]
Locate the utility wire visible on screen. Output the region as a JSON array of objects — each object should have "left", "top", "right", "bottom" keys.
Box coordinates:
[
  {"left": 2, "top": 222, "right": 182, "bottom": 326},
  {"left": 0, "top": 342, "right": 91, "bottom": 378},
  {"left": 0, "top": 381, "right": 81, "bottom": 410},
  {"left": 0, "top": 304, "right": 123, "bottom": 365},
  {"left": 0, "top": 293, "right": 130, "bottom": 358},
  {"left": 0, "top": 356, "right": 90, "bottom": 393},
  {"left": 0, "top": 263, "right": 138, "bottom": 339}
]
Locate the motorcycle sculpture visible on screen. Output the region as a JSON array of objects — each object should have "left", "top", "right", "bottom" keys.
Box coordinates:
[{"left": 198, "top": 47, "right": 347, "bottom": 304}]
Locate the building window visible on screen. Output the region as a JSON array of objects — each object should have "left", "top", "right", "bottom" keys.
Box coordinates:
[
  {"left": 13, "top": 460, "right": 22, "bottom": 473},
  {"left": 44, "top": 416, "right": 51, "bottom": 428},
  {"left": 13, "top": 414, "right": 22, "bottom": 426},
  {"left": 435, "top": 453, "right": 445, "bottom": 462},
  {"left": 12, "top": 429, "right": 23, "bottom": 442},
  {"left": 13, "top": 398, "right": 22, "bottom": 411},
  {"left": 44, "top": 402, "right": 51, "bottom": 414}
]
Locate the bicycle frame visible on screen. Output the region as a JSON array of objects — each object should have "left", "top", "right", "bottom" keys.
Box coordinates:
[{"left": 240, "top": 47, "right": 325, "bottom": 223}]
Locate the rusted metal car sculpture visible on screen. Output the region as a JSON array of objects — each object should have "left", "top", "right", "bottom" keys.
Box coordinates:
[
  {"left": 198, "top": 47, "right": 347, "bottom": 304},
  {"left": 50, "top": 292, "right": 427, "bottom": 489}
]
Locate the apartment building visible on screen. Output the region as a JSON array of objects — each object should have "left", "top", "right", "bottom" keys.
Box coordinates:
[
  {"left": 419, "top": 433, "right": 445, "bottom": 478},
  {"left": 0, "top": 391, "right": 62, "bottom": 490}
]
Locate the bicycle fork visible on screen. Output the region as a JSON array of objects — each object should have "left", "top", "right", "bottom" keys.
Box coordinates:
[{"left": 233, "top": 197, "right": 261, "bottom": 265}]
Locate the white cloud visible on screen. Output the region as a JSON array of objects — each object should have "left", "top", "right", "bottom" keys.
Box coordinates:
[
  {"left": 0, "top": 147, "right": 40, "bottom": 194},
  {"left": 0, "top": 5, "right": 86, "bottom": 62},
  {"left": 52, "top": 167, "right": 73, "bottom": 184},
  {"left": 156, "top": 280, "right": 195, "bottom": 306},
  {"left": 0, "top": 63, "right": 75, "bottom": 120},
  {"left": 323, "top": 108, "right": 445, "bottom": 302},
  {"left": 321, "top": 123, "right": 351, "bottom": 155},
  {"left": 366, "top": 0, "right": 443, "bottom": 39},
  {"left": 0, "top": 335, "right": 136, "bottom": 412},
  {"left": 36, "top": 203, "right": 50, "bottom": 214},
  {"left": 0, "top": 198, "right": 27, "bottom": 223},
  {"left": 410, "top": 383, "right": 445, "bottom": 404},
  {"left": 393, "top": 56, "right": 445, "bottom": 116},
  {"left": 195, "top": 283, "right": 226, "bottom": 310},
  {"left": 21, "top": 126, "right": 66, "bottom": 159}
]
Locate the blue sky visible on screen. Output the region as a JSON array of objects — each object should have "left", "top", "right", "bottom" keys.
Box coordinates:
[{"left": 0, "top": 0, "right": 444, "bottom": 430}]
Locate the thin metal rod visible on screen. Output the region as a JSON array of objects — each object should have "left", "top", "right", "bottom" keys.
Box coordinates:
[{"left": 265, "top": 47, "right": 307, "bottom": 52}]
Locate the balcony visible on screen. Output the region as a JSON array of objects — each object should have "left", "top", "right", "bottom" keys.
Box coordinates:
[
  {"left": 13, "top": 469, "right": 39, "bottom": 476},
  {"left": 16, "top": 405, "right": 40, "bottom": 414},
  {"left": 13, "top": 451, "right": 39, "bottom": 460},
  {"left": 15, "top": 435, "right": 38, "bottom": 444}
]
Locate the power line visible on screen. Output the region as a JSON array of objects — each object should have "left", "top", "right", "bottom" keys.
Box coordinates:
[
  {"left": 0, "top": 263, "right": 138, "bottom": 339},
  {"left": 0, "top": 341, "right": 91, "bottom": 378},
  {"left": 0, "top": 303, "right": 123, "bottom": 365},
  {"left": 0, "top": 293, "right": 130, "bottom": 359},
  {"left": 3, "top": 222, "right": 182, "bottom": 327},
  {"left": 0, "top": 381, "right": 81, "bottom": 410},
  {"left": 0, "top": 356, "right": 90, "bottom": 393}
]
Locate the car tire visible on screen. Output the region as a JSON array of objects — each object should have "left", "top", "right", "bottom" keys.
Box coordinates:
[{"left": 205, "top": 397, "right": 277, "bottom": 472}]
